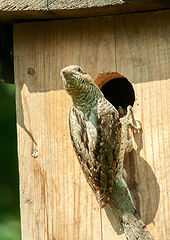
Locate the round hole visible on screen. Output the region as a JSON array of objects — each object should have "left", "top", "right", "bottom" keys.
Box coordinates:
[{"left": 95, "top": 72, "right": 135, "bottom": 117}]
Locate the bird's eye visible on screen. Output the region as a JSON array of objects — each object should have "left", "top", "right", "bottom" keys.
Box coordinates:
[{"left": 76, "top": 67, "right": 83, "bottom": 73}]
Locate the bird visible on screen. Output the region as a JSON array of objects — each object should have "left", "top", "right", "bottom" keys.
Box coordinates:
[
  {"left": 60, "top": 65, "right": 153, "bottom": 239},
  {"left": 60, "top": 65, "right": 123, "bottom": 207}
]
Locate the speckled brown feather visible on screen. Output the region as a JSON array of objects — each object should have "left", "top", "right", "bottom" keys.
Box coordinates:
[{"left": 69, "top": 97, "right": 121, "bottom": 207}]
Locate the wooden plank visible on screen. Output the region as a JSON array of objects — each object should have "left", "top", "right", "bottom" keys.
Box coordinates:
[
  {"left": 0, "top": 0, "right": 47, "bottom": 10},
  {"left": 116, "top": 10, "right": 170, "bottom": 239},
  {"left": 49, "top": 0, "right": 170, "bottom": 11},
  {"left": 14, "top": 10, "right": 170, "bottom": 240},
  {"left": 1, "top": 0, "right": 170, "bottom": 21},
  {"left": 14, "top": 16, "right": 125, "bottom": 240},
  {"left": 0, "top": 0, "right": 56, "bottom": 21}
]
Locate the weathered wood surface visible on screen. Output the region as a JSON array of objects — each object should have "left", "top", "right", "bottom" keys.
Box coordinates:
[
  {"left": 115, "top": 11, "right": 170, "bottom": 239},
  {"left": 1, "top": 0, "right": 170, "bottom": 20},
  {"left": 0, "top": 0, "right": 46, "bottom": 10},
  {"left": 14, "top": 10, "right": 170, "bottom": 240}
]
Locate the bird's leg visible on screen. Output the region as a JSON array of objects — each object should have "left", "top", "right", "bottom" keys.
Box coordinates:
[
  {"left": 124, "top": 105, "right": 141, "bottom": 153},
  {"left": 125, "top": 105, "right": 142, "bottom": 131},
  {"left": 118, "top": 105, "right": 142, "bottom": 179}
]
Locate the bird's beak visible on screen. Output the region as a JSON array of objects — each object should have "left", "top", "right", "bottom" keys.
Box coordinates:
[{"left": 61, "top": 70, "right": 73, "bottom": 80}]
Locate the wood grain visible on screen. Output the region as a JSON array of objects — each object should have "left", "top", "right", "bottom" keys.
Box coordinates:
[
  {"left": 14, "top": 16, "right": 120, "bottom": 240},
  {"left": 1, "top": 0, "right": 170, "bottom": 21},
  {"left": 0, "top": 0, "right": 47, "bottom": 10},
  {"left": 14, "top": 10, "right": 170, "bottom": 240},
  {"left": 115, "top": 11, "right": 170, "bottom": 239}
]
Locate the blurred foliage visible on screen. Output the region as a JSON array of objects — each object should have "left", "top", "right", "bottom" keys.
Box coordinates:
[
  {"left": 0, "top": 82, "right": 20, "bottom": 240},
  {"left": 0, "top": 23, "right": 14, "bottom": 84}
]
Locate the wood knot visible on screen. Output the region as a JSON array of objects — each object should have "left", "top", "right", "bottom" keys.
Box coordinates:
[{"left": 28, "top": 67, "right": 35, "bottom": 76}]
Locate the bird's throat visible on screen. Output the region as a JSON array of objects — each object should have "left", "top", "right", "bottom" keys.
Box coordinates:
[{"left": 69, "top": 83, "right": 103, "bottom": 113}]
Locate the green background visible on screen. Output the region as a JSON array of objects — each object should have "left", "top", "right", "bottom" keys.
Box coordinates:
[{"left": 0, "top": 82, "right": 20, "bottom": 240}]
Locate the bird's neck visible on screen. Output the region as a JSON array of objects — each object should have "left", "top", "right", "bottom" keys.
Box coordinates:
[{"left": 69, "top": 83, "right": 103, "bottom": 113}]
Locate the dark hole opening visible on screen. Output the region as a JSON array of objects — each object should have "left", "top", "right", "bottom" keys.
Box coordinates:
[{"left": 101, "top": 78, "right": 135, "bottom": 114}]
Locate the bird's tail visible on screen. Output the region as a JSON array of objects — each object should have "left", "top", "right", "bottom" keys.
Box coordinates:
[{"left": 109, "top": 175, "right": 153, "bottom": 240}]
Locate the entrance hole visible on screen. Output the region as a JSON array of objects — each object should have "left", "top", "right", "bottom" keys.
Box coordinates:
[{"left": 95, "top": 72, "right": 135, "bottom": 117}]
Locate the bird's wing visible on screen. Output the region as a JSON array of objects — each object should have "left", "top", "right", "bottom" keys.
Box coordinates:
[{"left": 69, "top": 98, "right": 121, "bottom": 206}]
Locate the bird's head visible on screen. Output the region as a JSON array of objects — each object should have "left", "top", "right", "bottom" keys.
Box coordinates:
[
  {"left": 60, "top": 65, "right": 103, "bottom": 112},
  {"left": 60, "top": 65, "right": 95, "bottom": 94}
]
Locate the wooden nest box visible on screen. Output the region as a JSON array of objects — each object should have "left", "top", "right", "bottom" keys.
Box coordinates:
[{"left": 1, "top": 1, "right": 169, "bottom": 239}]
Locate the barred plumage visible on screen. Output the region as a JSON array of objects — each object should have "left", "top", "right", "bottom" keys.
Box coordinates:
[
  {"left": 60, "top": 65, "right": 153, "bottom": 239},
  {"left": 61, "top": 65, "right": 121, "bottom": 207}
]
